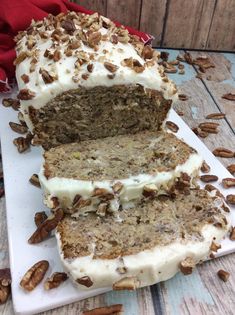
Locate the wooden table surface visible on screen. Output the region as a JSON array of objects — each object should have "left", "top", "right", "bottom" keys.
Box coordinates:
[{"left": 0, "top": 49, "right": 235, "bottom": 315}]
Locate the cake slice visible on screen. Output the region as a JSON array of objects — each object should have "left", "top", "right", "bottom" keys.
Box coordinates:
[
  {"left": 56, "top": 189, "right": 230, "bottom": 290},
  {"left": 39, "top": 131, "right": 203, "bottom": 215},
  {"left": 15, "top": 12, "right": 177, "bottom": 149}
]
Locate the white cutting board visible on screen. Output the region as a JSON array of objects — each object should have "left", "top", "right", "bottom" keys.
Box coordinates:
[{"left": 0, "top": 94, "right": 234, "bottom": 315}]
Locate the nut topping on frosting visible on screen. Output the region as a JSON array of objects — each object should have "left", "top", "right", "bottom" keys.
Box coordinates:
[
  {"left": 17, "top": 88, "right": 35, "bottom": 100},
  {"left": 104, "top": 62, "right": 119, "bottom": 73},
  {"left": 40, "top": 69, "right": 58, "bottom": 84}
]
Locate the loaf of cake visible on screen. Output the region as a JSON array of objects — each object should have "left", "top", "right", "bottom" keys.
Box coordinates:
[
  {"left": 39, "top": 131, "right": 203, "bottom": 215},
  {"left": 56, "top": 189, "right": 230, "bottom": 290},
  {"left": 15, "top": 11, "right": 177, "bottom": 149}
]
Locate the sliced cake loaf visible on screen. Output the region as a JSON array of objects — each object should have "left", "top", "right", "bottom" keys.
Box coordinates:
[
  {"left": 15, "top": 12, "right": 177, "bottom": 150},
  {"left": 39, "top": 131, "right": 203, "bottom": 215},
  {"left": 56, "top": 189, "right": 230, "bottom": 290}
]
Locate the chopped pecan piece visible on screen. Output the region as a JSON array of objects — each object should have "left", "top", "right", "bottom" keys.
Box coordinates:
[
  {"left": 17, "top": 112, "right": 26, "bottom": 126},
  {"left": 226, "top": 194, "right": 235, "bottom": 205},
  {"left": 141, "top": 45, "right": 154, "bottom": 60},
  {"left": 222, "top": 93, "right": 235, "bottom": 101},
  {"left": 0, "top": 268, "right": 11, "bottom": 304},
  {"left": 21, "top": 74, "right": 30, "bottom": 83},
  {"left": 17, "top": 89, "right": 35, "bottom": 100},
  {"left": 165, "top": 121, "right": 179, "bottom": 133},
  {"left": 104, "top": 62, "right": 119, "bottom": 73},
  {"left": 222, "top": 178, "right": 235, "bottom": 188},
  {"left": 14, "top": 51, "right": 28, "bottom": 65},
  {"left": 133, "top": 59, "right": 145, "bottom": 73},
  {"left": 227, "top": 164, "right": 235, "bottom": 175},
  {"left": 200, "top": 161, "right": 210, "bottom": 173},
  {"left": 76, "top": 276, "right": 93, "bottom": 288},
  {"left": 217, "top": 269, "right": 230, "bottom": 282},
  {"left": 88, "top": 31, "right": 101, "bottom": 47},
  {"left": 96, "top": 202, "right": 108, "bottom": 217},
  {"left": 92, "top": 188, "right": 114, "bottom": 200},
  {"left": 206, "top": 113, "right": 225, "bottom": 120},
  {"left": 13, "top": 136, "right": 31, "bottom": 153},
  {"left": 20, "top": 260, "right": 49, "bottom": 291},
  {"left": 229, "top": 227, "right": 235, "bottom": 240},
  {"left": 9, "top": 122, "right": 28, "bottom": 134},
  {"left": 82, "top": 304, "right": 124, "bottom": 315},
  {"left": 142, "top": 184, "right": 158, "bottom": 198},
  {"left": 110, "top": 34, "right": 118, "bottom": 44},
  {"left": 34, "top": 211, "right": 48, "bottom": 227},
  {"left": 112, "top": 182, "right": 124, "bottom": 194},
  {"left": 179, "top": 257, "right": 195, "bottom": 275},
  {"left": 210, "top": 241, "right": 221, "bottom": 252},
  {"left": 61, "top": 19, "right": 76, "bottom": 33},
  {"left": 213, "top": 147, "right": 234, "bottom": 158},
  {"left": 200, "top": 175, "right": 218, "bottom": 183},
  {"left": 113, "top": 276, "right": 140, "bottom": 290},
  {"left": 40, "top": 69, "right": 57, "bottom": 84},
  {"left": 53, "top": 50, "right": 61, "bottom": 62},
  {"left": 44, "top": 272, "right": 68, "bottom": 290},
  {"left": 29, "top": 174, "right": 41, "bottom": 188},
  {"left": 28, "top": 208, "right": 64, "bottom": 244},
  {"left": 87, "top": 63, "right": 94, "bottom": 73},
  {"left": 82, "top": 74, "right": 89, "bottom": 80}
]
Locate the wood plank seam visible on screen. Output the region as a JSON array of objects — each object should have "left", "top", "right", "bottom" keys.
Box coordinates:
[
  {"left": 185, "top": 49, "right": 235, "bottom": 135},
  {"left": 160, "top": 0, "right": 170, "bottom": 47},
  {"left": 205, "top": 0, "right": 218, "bottom": 49}
]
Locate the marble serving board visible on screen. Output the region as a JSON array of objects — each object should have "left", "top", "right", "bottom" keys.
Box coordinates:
[{"left": 0, "top": 96, "right": 234, "bottom": 315}]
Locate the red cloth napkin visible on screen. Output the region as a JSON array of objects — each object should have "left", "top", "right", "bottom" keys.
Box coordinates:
[{"left": 0, "top": 0, "right": 153, "bottom": 92}]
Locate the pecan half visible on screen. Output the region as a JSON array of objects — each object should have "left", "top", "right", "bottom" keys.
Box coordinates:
[
  {"left": 200, "top": 161, "right": 210, "bottom": 173},
  {"left": 222, "top": 178, "right": 235, "bottom": 188},
  {"left": 104, "top": 62, "right": 118, "bottom": 73},
  {"left": 165, "top": 121, "right": 179, "bottom": 133},
  {"left": 198, "top": 122, "right": 219, "bottom": 133},
  {"left": 82, "top": 304, "right": 123, "bottom": 315},
  {"left": 184, "top": 52, "right": 193, "bottom": 64},
  {"left": 227, "top": 164, "right": 235, "bottom": 175},
  {"left": 217, "top": 269, "right": 230, "bottom": 282},
  {"left": 34, "top": 211, "right": 48, "bottom": 227},
  {"left": 29, "top": 174, "right": 41, "bottom": 188},
  {"left": 178, "top": 94, "right": 188, "bottom": 101},
  {"left": 9, "top": 122, "right": 28, "bottom": 134},
  {"left": 206, "top": 113, "right": 225, "bottom": 120},
  {"left": 20, "top": 260, "right": 49, "bottom": 291},
  {"left": 44, "top": 272, "right": 68, "bottom": 290},
  {"left": 192, "top": 127, "right": 208, "bottom": 138},
  {"left": 28, "top": 208, "right": 64, "bottom": 244},
  {"left": 113, "top": 277, "right": 140, "bottom": 290},
  {"left": 0, "top": 268, "right": 11, "bottom": 304},
  {"left": 226, "top": 194, "right": 235, "bottom": 205},
  {"left": 179, "top": 257, "right": 195, "bottom": 275},
  {"left": 210, "top": 241, "right": 221, "bottom": 252},
  {"left": 222, "top": 93, "right": 235, "bottom": 101},
  {"left": 200, "top": 175, "right": 218, "bottom": 183},
  {"left": 213, "top": 148, "right": 234, "bottom": 158},
  {"left": 76, "top": 276, "right": 93, "bottom": 288},
  {"left": 229, "top": 227, "right": 235, "bottom": 240},
  {"left": 160, "top": 51, "right": 169, "bottom": 61},
  {"left": 17, "top": 89, "right": 35, "bottom": 100}
]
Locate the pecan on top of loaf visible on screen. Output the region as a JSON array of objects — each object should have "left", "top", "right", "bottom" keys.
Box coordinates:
[{"left": 14, "top": 11, "right": 177, "bottom": 108}]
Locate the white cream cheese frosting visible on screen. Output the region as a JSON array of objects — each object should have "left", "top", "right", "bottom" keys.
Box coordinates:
[
  {"left": 14, "top": 12, "right": 177, "bottom": 130},
  {"left": 39, "top": 151, "right": 203, "bottom": 213},
  {"left": 56, "top": 199, "right": 230, "bottom": 290}
]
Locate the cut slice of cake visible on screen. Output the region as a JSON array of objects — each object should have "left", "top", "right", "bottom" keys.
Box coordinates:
[
  {"left": 56, "top": 189, "right": 230, "bottom": 290},
  {"left": 39, "top": 131, "right": 203, "bottom": 215},
  {"left": 15, "top": 12, "right": 177, "bottom": 149}
]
